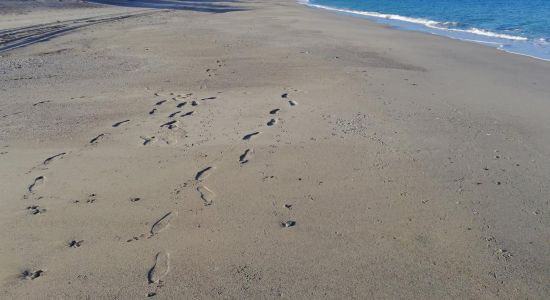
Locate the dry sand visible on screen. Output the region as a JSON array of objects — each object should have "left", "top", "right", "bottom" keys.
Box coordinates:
[{"left": 0, "top": 0, "right": 549, "bottom": 298}]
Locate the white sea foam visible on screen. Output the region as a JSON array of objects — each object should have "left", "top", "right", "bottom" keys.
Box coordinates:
[{"left": 302, "top": 1, "right": 528, "bottom": 41}]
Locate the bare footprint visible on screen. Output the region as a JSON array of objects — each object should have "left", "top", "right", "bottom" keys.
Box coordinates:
[
  {"left": 32, "top": 100, "right": 50, "bottom": 107},
  {"left": 140, "top": 136, "right": 156, "bottom": 146},
  {"left": 43, "top": 152, "right": 66, "bottom": 165},
  {"left": 21, "top": 270, "right": 44, "bottom": 280},
  {"left": 112, "top": 120, "right": 130, "bottom": 127},
  {"left": 27, "top": 205, "right": 46, "bottom": 215},
  {"left": 68, "top": 240, "right": 84, "bottom": 248},
  {"left": 197, "top": 185, "right": 214, "bottom": 206},
  {"left": 239, "top": 149, "right": 253, "bottom": 164},
  {"left": 180, "top": 111, "right": 194, "bottom": 117},
  {"left": 160, "top": 120, "right": 178, "bottom": 129},
  {"left": 28, "top": 176, "right": 45, "bottom": 193},
  {"left": 168, "top": 111, "right": 181, "bottom": 118},
  {"left": 195, "top": 166, "right": 214, "bottom": 181},
  {"left": 89, "top": 133, "right": 106, "bottom": 144},
  {"left": 150, "top": 212, "right": 177, "bottom": 237},
  {"left": 282, "top": 220, "right": 297, "bottom": 228},
  {"left": 243, "top": 132, "right": 261, "bottom": 141},
  {"left": 267, "top": 118, "right": 277, "bottom": 126},
  {"left": 148, "top": 251, "right": 170, "bottom": 284}
]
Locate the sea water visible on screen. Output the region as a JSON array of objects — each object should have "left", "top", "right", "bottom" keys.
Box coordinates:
[{"left": 302, "top": 0, "right": 550, "bottom": 61}]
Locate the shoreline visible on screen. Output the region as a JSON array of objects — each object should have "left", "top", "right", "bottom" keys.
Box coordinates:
[
  {"left": 1, "top": 0, "right": 549, "bottom": 298},
  {"left": 300, "top": 0, "right": 550, "bottom": 62}
]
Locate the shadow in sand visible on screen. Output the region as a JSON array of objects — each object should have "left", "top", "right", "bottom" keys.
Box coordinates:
[{"left": 86, "top": 0, "right": 246, "bottom": 13}]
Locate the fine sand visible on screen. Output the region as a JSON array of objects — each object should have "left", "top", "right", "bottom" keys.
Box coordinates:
[{"left": 1, "top": 0, "right": 549, "bottom": 298}]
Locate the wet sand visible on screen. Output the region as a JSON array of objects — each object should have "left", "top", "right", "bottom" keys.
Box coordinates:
[{"left": 1, "top": 0, "right": 549, "bottom": 298}]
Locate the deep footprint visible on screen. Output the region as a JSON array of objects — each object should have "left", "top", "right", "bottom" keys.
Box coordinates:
[
  {"left": 150, "top": 212, "right": 177, "bottom": 237},
  {"left": 149, "top": 108, "right": 157, "bottom": 115},
  {"left": 112, "top": 120, "right": 130, "bottom": 127},
  {"left": 28, "top": 176, "right": 45, "bottom": 193},
  {"left": 68, "top": 240, "right": 84, "bottom": 248},
  {"left": 267, "top": 118, "right": 277, "bottom": 126},
  {"left": 269, "top": 108, "right": 280, "bottom": 115},
  {"left": 148, "top": 251, "right": 170, "bottom": 284},
  {"left": 89, "top": 133, "right": 105, "bottom": 144},
  {"left": 195, "top": 166, "right": 214, "bottom": 181},
  {"left": 243, "top": 132, "right": 261, "bottom": 141},
  {"left": 289, "top": 100, "right": 297, "bottom": 106},
  {"left": 197, "top": 185, "right": 215, "bottom": 206},
  {"left": 27, "top": 205, "right": 46, "bottom": 215},
  {"left": 168, "top": 111, "right": 181, "bottom": 118},
  {"left": 160, "top": 120, "right": 178, "bottom": 129},
  {"left": 43, "top": 152, "right": 66, "bottom": 165},
  {"left": 21, "top": 270, "right": 44, "bottom": 280},
  {"left": 140, "top": 136, "right": 156, "bottom": 146},
  {"left": 176, "top": 102, "right": 187, "bottom": 108},
  {"left": 239, "top": 149, "right": 253, "bottom": 164}
]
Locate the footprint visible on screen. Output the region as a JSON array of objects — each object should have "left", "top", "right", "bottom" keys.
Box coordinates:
[
  {"left": 28, "top": 176, "right": 45, "bottom": 193},
  {"left": 267, "top": 118, "right": 277, "bottom": 126},
  {"left": 243, "top": 132, "right": 261, "bottom": 141},
  {"left": 282, "top": 220, "right": 296, "bottom": 228},
  {"left": 289, "top": 100, "right": 297, "bottom": 106},
  {"left": 148, "top": 251, "right": 170, "bottom": 284},
  {"left": 89, "top": 133, "right": 105, "bottom": 144},
  {"left": 140, "top": 136, "right": 156, "bottom": 146},
  {"left": 269, "top": 109, "right": 280, "bottom": 115},
  {"left": 32, "top": 100, "right": 50, "bottom": 107},
  {"left": 43, "top": 152, "right": 66, "bottom": 165},
  {"left": 239, "top": 149, "right": 253, "bottom": 164},
  {"left": 160, "top": 120, "right": 178, "bottom": 129},
  {"left": 27, "top": 205, "right": 46, "bottom": 215},
  {"left": 112, "top": 120, "right": 130, "bottom": 127},
  {"left": 180, "top": 111, "right": 194, "bottom": 117},
  {"left": 68, "top": 240, "right": 84, "bottom": 248},
  {"left": 281, "top": 93, "right": 288, "bottom": 98},
  {"left": 176, "top": 102, "right": 187, "bottom": 108},
  {"left": 195, "top": 166, "right": 214, "bottom": 181},
  {"left": 155, "top": 100, "right": 167, "bottom": 106},
  {"left": 191, "top": 100, "right": 199, "bottom": 107},
  {"left": 201, "top": 96, "right": 216, "bottom": 100},
  {"left": 150, "top": 212, "right": 177, "bottom": 237},
  {"left": 168, "top": 111, "right": 181, "bottom": 118},
  {"left": 21, "top": 270, "right": 44, "bottom": 280},
  {"left": 149, "top": 108, "right": 158, "bottom": 115},
  {"left": 197, "top": 185, "right": 214, "bottom": 206}
]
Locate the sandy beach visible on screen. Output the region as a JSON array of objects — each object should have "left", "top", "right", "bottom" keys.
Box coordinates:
[{"left": 1, "top": 0, "right": 549, "bottom": 298}]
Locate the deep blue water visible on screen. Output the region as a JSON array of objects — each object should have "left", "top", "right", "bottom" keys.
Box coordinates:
[{"left": 303, "top": 0, "right": 550, "bottom": 61}]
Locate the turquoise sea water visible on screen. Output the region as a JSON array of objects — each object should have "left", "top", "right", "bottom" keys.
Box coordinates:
[{"left": 303, "top": 0, "right": 550, "bottom": 61}]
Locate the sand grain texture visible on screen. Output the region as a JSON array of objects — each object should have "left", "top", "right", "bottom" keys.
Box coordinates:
[{"left": 0, "top": 0, "right": 549, "bottom": 299}]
